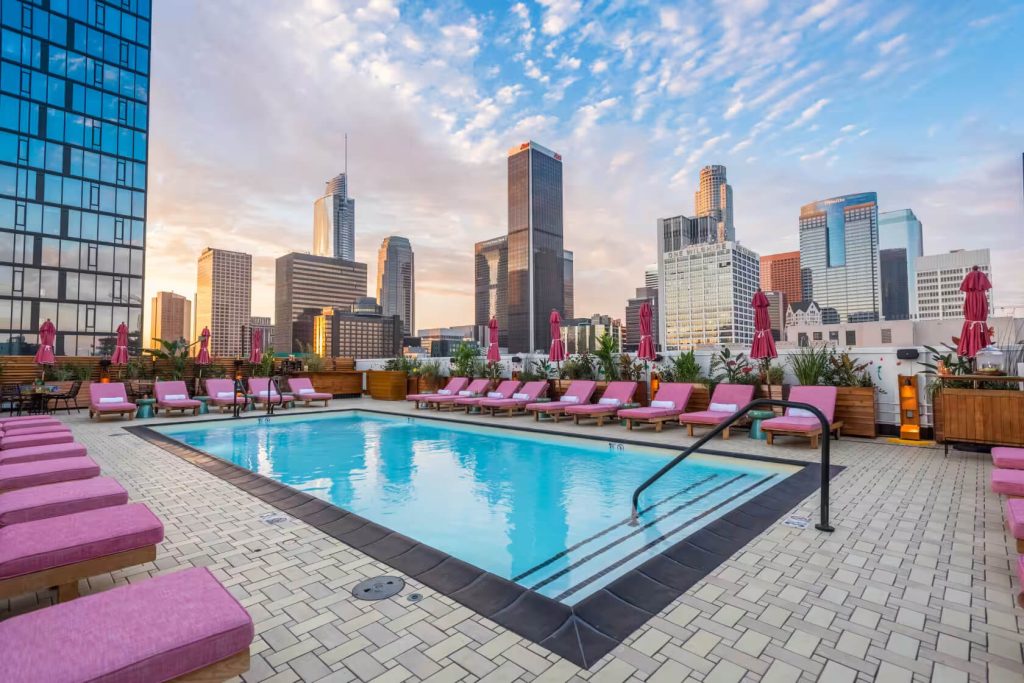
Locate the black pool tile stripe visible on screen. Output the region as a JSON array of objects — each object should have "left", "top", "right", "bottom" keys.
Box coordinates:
[{"left": 126, "top": 417, "right": 843, "bottom": 670}]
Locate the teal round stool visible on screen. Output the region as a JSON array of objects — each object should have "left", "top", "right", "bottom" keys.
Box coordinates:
[
  {"left": 748, "top": 409, "right": 775, "bottom": 440},
  {"left": 135, "top": 398, "right": 156, "bottom": 419},
  {"left": 194, "top": 396, "right": 210, "bottom": 415}
]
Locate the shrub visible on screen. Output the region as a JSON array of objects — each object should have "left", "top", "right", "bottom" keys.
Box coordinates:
[
  {"left": 787, "top": 345, "right": 830, "bottom": 386},
  {"left": 710, "top": 346, "right": 757, "bottom": 384}
]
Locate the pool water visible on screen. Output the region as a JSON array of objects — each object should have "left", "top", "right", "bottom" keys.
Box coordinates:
[{"left": 156, "top": 411, "right": 798, "bottom": 604}]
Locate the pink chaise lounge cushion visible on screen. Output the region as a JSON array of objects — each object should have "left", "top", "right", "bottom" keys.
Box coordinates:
[
  {"left": 1, "top": 424, "right": 71, "bottom": 438},
  {"left": 407, "top": 377, "right": 469, "bottom": 401},
  {"left": 431, "top": 379, "right": 490, "bottom": 404},
  {"left": 618, "top": 383, "right": 695, "bottom": 420},
  {"left": 1, "top": 431, "right": 74, "bottom": 450},
  {"left": 154, "top": 380, "right": 200, "bottom": 409},
  {"left": 992, "top": 469, "right": 1024, "bottom": 497},
  {"left": 1, "top": 417, "right": 62, "bottom": 430},
  {"left": 565, "top": 382, "right": 638, "bottom": 415},
  {"left": 288, "top": 378, "right": 332, "bottom": 402},
  {"left": 0, "top": 476, "right": 128, "bottom": 526},
  {"left": 480, "top": 381, "right": 548, "bottom": 408},
  {"left": 526, "top": 380, "right": 598, "bottom": 412},
  {"left": 760, "top": 416, "right": 820, "bottom": 432},
  {"left": 89, "top": 382, "right": 136, "bottom": 413},
  {"left": 0, "top": 415, "right": 63, "bottom": 425},
  {"left": 1007, "top": 499, "right": 1024, "bottom": 539},
  {"left": 0, "top": 566, "right": 254, "bottom": 683},
  {"left": 0, "top": 502, "right": 163, "bottom": 579},
  {"left": 0, "top": 455, "right": 99, "bottom": 492},
  {"left": 993, "top": 447, "right": 1024, "bottom": 470},
  {"left": 0, "top": 441, "right": 87, "bottom": 466}
]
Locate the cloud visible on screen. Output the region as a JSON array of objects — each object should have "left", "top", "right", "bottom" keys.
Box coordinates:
[
  {"left": 786, "top": 98, "right": 830, "bottom": 129},
  {"left": 590, "top": 58, "right": 608, "bottom": 74},
  {"left": 572, "top": 97, "right": 618, "bottom": 139},
  {"left": 878, "top": 33, "right": 907, "bottom": 56},
  {"left": 537, "top": 0, "right": 582, "bottom": 36}
]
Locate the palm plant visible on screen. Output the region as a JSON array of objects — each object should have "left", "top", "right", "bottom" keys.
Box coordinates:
[
  {"left": 450, "top": 342, "right": 481, "bottom": 378},
  {"left": 787, "top": 344, "right": 830, "bottom": 386},
  {"left": 146, "top": 338, "right": 192, "bottom": 380},
  {"left": 710, "top": 346, "right": 757, "bottom": 384},
  {"left": 594, "top": 332, "right": 619, "bottom": 380},
  {"left": 660, "top": 350, "right": 703, "bottom": 383}
]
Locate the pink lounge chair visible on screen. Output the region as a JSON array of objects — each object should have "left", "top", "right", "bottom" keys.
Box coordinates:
[
  {"left": 0, "top": 430, "right": 74, "bottom": 450},
  {"left": 453, "top": 380, "right": 521, "bottom": 411},
  {"left": 1007, "top": 499, "right": 1024, "bottom": 553},
  {"left": 0, "top": 414, "right": 62, "bottom": 425},
  {"left": 0, "top": 502, "right": 163, "bottom": 602},
  {"left": 479, "top": 381, "right": 549, "bottom": 416},
  {"left": 1, "top": 422, "right": 70, "bottom": 436},
  {"left": 206, "top": 379, "right": 247, "bottom": 412},
  {"left": 0, "top": 416, "right": 62, "bottom": 431},
  {"left": 428, "top": 379, "right": 490, "bottom": 411},
  {"left": 154, "top": 380, "right": 201, "bottom": 416},
  {"left": 0, "top": 477, "right": 128, "bottom": 526},
  {"left": 287, "top": 377, "right": 332, "bottom": 407},
  {"left": 0, "top": 566, "right": 254, "bottom": 682},
  {"left": 248, "top": 377, "right": 293, "bottom": 408},
  {"left": 762, "top": 386, "right": 842, "bottom": 448},
  {"left": 406, "top": 377, "right": 469, "bottom": 405},
  {"left": 88, "top": 382, "right": 136, "bottom": 421},
  {"left": 0, "top": 456, "right": 99, "bottom": 493},
  {"left": 618, "top": 383, "right": 696, "bottom": 432},
  {"left": 526, "top": 380, "right": 597, "bottom": 422},
  {"left": 678, "top": 384, "right": 756, "bottom": 439},
  {"left": 565, "top": 382, "right": 639, "bottom": 426},
  {"left": 994, "top": 447, "right": 1024, "bottom": 470},
  {"left": 992, "top": 469, "right": 1024, "bottom": 497},
  {"left": 0, "top": 441, "right": 87, "bottom": 466}
]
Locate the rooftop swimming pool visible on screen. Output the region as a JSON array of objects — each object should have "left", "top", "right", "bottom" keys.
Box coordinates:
[{"left": 154, "top": 411, "right": 800, "bottom": 605}]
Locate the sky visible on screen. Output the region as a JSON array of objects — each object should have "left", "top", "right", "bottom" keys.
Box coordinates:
[{"left": 144, "top": 0, "right": 1024, "bottom": 332}]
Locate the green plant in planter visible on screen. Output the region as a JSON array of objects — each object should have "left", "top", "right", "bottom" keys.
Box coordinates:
[
  {"left": 450, "top": 342, "right": 481, "bottom": 378},
  {"left": 383, "top": 356, "right": 419, "bottom": 374},
  {"left": 659, "top": 350, "right": 704, "bottom": 383},
  {"left": 787, "top": 344, "right": 830, "bottom": 385},
  {"left": 146, "top": 338, "right": 192, "bottom": 380},
  {"left": 593, "top": 332, "right": 619, "bottom": 380},
  {"left": 419, "top": 360, "right": 444, "bottom": 388},
  {"left": 618, "top": 354, "right": 646, "bottom": 381},
  {"left": 823, "top": 348, "right": 873, "bottom": 387},
  {"left": 124, "top": 357, "right": 151, "bottom": 379},
  {"left": 560, "top": 353, "right": 597, "bottom": 380},
  {"left": 299, "top": 343, "right": 326, "bottom": 372},
  {"left": 255, "top": 348, "right": 276, "bottom": 377},
  {"left": 483, "top": 360, "right": 504, "bottom": 381},
  {"left": 710, "top": 346, "right": 757, "bottom": 384}
]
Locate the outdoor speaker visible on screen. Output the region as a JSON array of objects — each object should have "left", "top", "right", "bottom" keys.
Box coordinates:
[{"left": 896, "top": 348, "right": 919, "bottom": 360}]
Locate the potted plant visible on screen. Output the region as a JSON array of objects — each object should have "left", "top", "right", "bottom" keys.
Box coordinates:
[
  {"left": 757, "top": 361, "right": 786, "bottom": 405},
  {"left": 710, "top": 346, "right": 758, "bottom": 385},
  {"left": 450, "top": 342, "right": 481, "bottom": 379},
  {"left": 419, "top": 360, "right": 444, "bottom": 393},
  {"left": 658, "top": 350, "right": 711, "bottom": 410},
  {"left": 378, "top": 356, "right": 420, "bottom": 397},
  {"left": 822, "top": 348, "right": 879, "bottom": 438},
  {"left": 786, "top": 344, "right": 830, "bottom": 386}
]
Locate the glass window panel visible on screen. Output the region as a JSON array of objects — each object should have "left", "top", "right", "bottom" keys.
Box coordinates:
[
  {"left": 98, "top": 214, "right": 113, "bottom": 242},
  {"left": 44, "top": 141, "right": 61, "bottom": 172},
  {"left": 40, "top": 237, "right": 59, "bottom": 266},
  {"left": 59, "top": 238, "right": 77, "bottom": 268},
  {"left": 42, "top": 205, "right": 59, "bottom": 234},
  {"left": 81, "top": 211, "right": 97, "bottom": 240},
  {"left": 79, "top": 272, "right": 95, "bottom": 300},
  {"left": 0, "top": 266, "right": 10, "bottom": 295},
  {"left": 130, "top": 247, "right": 142, "bottom": 275},
  {"left": 39, "top": 268, "right": 56, "bottom": 298},
  {"left": 0, "top": 298, "right": 10, "bottom": 329},
  {"left": 98, "top": 244, "right": 113, "bottom": 271},
  {"left": 64, "top": 271, "right": 77, "bottom": 299}
]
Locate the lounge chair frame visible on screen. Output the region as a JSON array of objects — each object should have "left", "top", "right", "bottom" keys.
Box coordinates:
[
  {"left": 0, "top": 545, "right": 156, "bottom": 602},
  {"left": 173, "top": 650, "right": 251, "bottom": 682},
  {"left": 763, "top": 421, "right": 843, "bottom": 449}
]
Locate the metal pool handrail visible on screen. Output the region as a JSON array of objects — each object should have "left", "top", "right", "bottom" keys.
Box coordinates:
[{"left": 629, "top": 398, "right": 835, "bottom": 532}]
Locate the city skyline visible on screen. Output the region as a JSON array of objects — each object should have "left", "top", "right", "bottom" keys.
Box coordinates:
[{"left": 141, "top": 1, "right": 1023, "bottom": 333}]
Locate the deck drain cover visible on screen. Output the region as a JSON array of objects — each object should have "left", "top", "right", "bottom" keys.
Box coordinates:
[{"left": 352, "top": 576, "right": 404, "bottom": 600}]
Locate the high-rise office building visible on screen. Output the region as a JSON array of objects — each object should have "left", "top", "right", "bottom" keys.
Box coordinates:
[
  {"left": 563, "top": 250, "right": 574, "bottom": 320},
  {"left": 624, "top": 286, "right": 658, "bottom": 351},
  {"left": 375, "top": 236, "right": 414, "bottom": 336},
  {"left": 195, "top": 248, "right": 252, "bottom": 358},
  {"left": 694, "top": 165, "right": 735, "bottom": 242},
  {"left": 150, "top": 292, "right": 190, "bottom": 348},
  {"left": 474, "top": 235, "right": 508, "bottom": 348},
  {"left": 760, "top": 251, "right": 802, "bottom": 304},
  {"left": 248, "top": 315, "right": 274, "bottom": 351},
  {"left": 274, "top": 252, "right": 366, "bottom": 352},
  {"left": 879, "top": 209, "right": 923, "bottom": 317},
  {"left": 659, "top": 238, "right": 760, "bottom": 348},
  {"left": 763, "top": 291, "right": 787, "bottom": 342},
  {"left": 799, "top": 192, "right": 881, "bottom": 323},
  {"left": 562, "top": 314, "right": 622, "bottom": 355},
  {"left": 880, "top": 248, "right": 910, "bottom": 320},
  {"left": 312, "top": 173, "right": 355, "bottom": 261},
  {"left": 0, "top": 1, "right": 151, "bottom": 356},
  {"left": 313, "top": 305, "right": 402, "bottom": 359},
  {"left": 915, "top": 249, "right": 993, "bottom": 320},
  {"left": 506, "top": 141, "right": 564, "bottom": 353},
  {"left": 644, "top": 264, "right": 658, "bottom": 290},
  {"left": 658, "top": 214, "right": 722, "bottom": 249}
]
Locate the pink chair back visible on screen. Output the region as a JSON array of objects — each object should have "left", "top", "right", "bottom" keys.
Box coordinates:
[
  {"left": 248, "top": 377, "right": 281, "bottom": 397},
  {"left": 288, "top": 377, "right": 314, "bottom": 393},
  {"left": 463, "top": 379, "right": 490, "bottom": 394},
  {"left": 517, "top": 381, "right": 548, "bottom": 400},
  {"left": 441, "top": 377, "right": 470, "bottom": 394},
  {"left": 90, "top": 382, "right": 128, "bottom": 404},
  {"left": 489, "top": 380, "right": 521, "bottom": 398},
  {"left": 708, "top": 383, "right": 755, "bottom": 409},
  {"left": 205, "top": 379, "right": 235, "bottom": 397},
  {"left": 562, "top": 380, "right": 597, "bottom": 403},
  {"left": 154, "top": 381, "right": 189, "bottom": 402},
  {"left": 600, "top": 381, "right": 638, "bottom": 404},
  {"left": 653, "top": 383, "right": 694, "bottom": 410},
  {"left": 786, "top": 386, "right": 837, "bottom": 424}
]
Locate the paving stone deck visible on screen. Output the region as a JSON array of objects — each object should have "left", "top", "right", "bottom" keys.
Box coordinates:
[{"left": 2, "top": 398, "right": 1022, "bottom": 682}]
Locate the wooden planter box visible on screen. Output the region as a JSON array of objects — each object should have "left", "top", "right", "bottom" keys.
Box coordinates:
[
  {"left": 291, "top": 371, "right": 363, "bottom": 397},
  {"left": 834, "top": 386, "right": 877, "bottom": 438},
  {"left": 756, "top": 384, "right": 786, "bottom": 414},
  {"left": 366, "top": 370, "right": 408, "bottom": 401},
  {"left": 934, "top": 388, "right": 1024, "bottom": 446},
  {"left": 406, "top": 377, "right": 420, "bottom": 396}
]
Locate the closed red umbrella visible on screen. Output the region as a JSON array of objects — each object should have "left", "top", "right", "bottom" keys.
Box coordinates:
[
  {"left": 750, "top": 290, "right": 778, "bottom": 361},
  {"left": 196, "top": 327, "right": 212, "bottom": 366},
  {"left": 549, "top": 310, "right": 566, "bottom": 362},
  {"left": 487, "top": 316, "right": 500, "bottom": 363},
  {"left": 248, "top": 327, "right": 263, "bottom": 365},
  {"left": 956, "top": 266, "right": 991, "bottom": 359},
  {"left": 111, "top": 322, "right": 130, "bottom": 365},
  {"left": 35, "top": 318, "right": 56, "bottom": 369},
  {"left": 637, "top": 301, "right": 656, "bottom": 361}
]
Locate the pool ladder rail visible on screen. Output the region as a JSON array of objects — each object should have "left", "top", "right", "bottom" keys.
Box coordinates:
[{"left": 629, "top": 398, "right": 835, "bottom": 533}]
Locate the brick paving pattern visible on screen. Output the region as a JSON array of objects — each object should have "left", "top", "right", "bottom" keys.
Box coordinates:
[{"left": 2, "top": 399, "right": 1022, "bottom": 682}]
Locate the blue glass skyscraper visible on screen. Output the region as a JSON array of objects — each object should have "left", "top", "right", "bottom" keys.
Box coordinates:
[
  {"left": 798, "top": 192, "right": 880, "bottom": 324},
  {"left": 878, "top": 209, "right": 923, "bottom": 319},
  {"left": 0, "top": 0, "right": 150, "bottom": 355}
]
